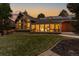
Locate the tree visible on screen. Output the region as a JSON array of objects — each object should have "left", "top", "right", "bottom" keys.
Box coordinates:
[
  {"left": 59, "top": 9, "right": 69, "bottom": 16},
  {"left": 67, "top": 3, "right": 79, "bottom": 32},
  {"left": 0, "top": 3, "right": 12, "bottom": 35},
  {"left": 37, "top": 13, "right": 45, "bottom": 18}
]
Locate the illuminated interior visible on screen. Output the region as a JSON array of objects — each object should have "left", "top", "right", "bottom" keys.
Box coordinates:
[
  {"left": 45, "top": 24, "right": 49, "bottom": 32},
  {"left": 18, "top": 20, "right": 21, "bottom": 29},
  {"left": 31, "top": 23, "right": 61, "bottom": 32},
  {"left": 55, "top": 24, "right": 60, "bottom": 32},
  {"left": 50, "top": 24, "right": 54, "bottom": 32},
  {"left": 36, "top": 24, "right": 40, "bottom": 32},
  {"left": 31, "top": 24, "right": 35, "bottom": 32},
  {"left": 26, "top": 19, "right": 30, "bottom": 30},
  {"left": 17, "top": 19, "right": 61, "bottom": 32},
  {"left": 40, "top": 24, "right": 44, "bottom": 32}
]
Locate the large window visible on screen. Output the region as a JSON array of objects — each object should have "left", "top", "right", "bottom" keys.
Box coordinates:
[
  {"left": 31, "top": 23, "right": 61, "bottom": 32},
  {"left": 26, "top": 19, "right": 30, "bottom": 30},
  {"left": 45, "top": 24, "right": 49, "bottom": 32},
  {"left": 49, "top": 24, "right": 54, "bottom": 32},
  {"left": 55, "top": 24, "right": 60, "bottom": 32},
  {"left": 36, "top": 24, "right": 40, "bottom": 32},
  {"left": 31, "top": 24, "right": 35, "bottom": 32},
  {"left": 18, "top": 20, "right": 21, "bottom": 29},
  {"left": 26, "top": 23, "right": 30, "bottom": 29},
  {"left": 40, "top": 24, "right": 44, "bottom": 32}
]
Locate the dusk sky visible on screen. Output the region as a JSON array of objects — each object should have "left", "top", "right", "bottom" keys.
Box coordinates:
[{"left": 10, "top": 3, "right": 71, "bottom": 17}]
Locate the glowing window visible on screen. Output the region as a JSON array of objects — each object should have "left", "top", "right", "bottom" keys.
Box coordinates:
[
  {"left": 27, "top": 23, "right": 30, "bottom": 28},
  {"left": 31, "top": 24, "right": 35, "bottom": 32},
  {"left": 40, "top": 24, "right": 44, "bottom": 32},
  {"left": 18, "top": 20, "right": 21, "bottom": 29},
  {"left": 55, "top": 24, "right": 60, "bottom": 29},
  {"left": 26, "top": 19, "right": 30, "bottom": 29},
  {"left": 18, "top": 20, "right": 21, "bottom": 24},
  {"left": 45, "top": 24, "right": 49, "bottom": 32},
  {"left": 49, "top": 24, "right": 54, "bottom": 32},
  {"left": 55, "top": 24, "right": 60, "bottom": 32},
  {"left": 36, "top": 24, "right": 40, "bottom": 32},
  {"left": 26, "top": 22, "right": 30, "bottom": 29}
]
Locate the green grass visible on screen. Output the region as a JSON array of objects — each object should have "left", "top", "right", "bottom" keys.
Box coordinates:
[{"left": 0, "top": 32, "right": 63, "bottom": 56}]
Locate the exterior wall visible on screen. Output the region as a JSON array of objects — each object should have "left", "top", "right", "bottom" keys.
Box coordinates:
[
  {"left": 62, "top": 21, "right": 73, "bottom": 32},
  {"left": 15, "top": 20, "right": 74, "bottom": 32},
  {"left": 15, "top": 21, "right": 21, "bottom": 30},
  {"left": 15, "top": 19, "right": 31, "bottom": 30},
  {"left": 15, "top": 19, "right": 61, "bottom": 33},
  {"left": 15, "top": 22, "right": 26, "bottom": 31},
  {"left": 15, "top": 22, "right": 19, "bottom": 29}
]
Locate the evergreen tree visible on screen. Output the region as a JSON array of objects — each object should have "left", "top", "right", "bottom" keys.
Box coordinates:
[
  {"left": 0, "top": 3, "right": 12, "bottom": 35},
  {"left": 67, "top": 3, "right": 79, "bottom": 32}
]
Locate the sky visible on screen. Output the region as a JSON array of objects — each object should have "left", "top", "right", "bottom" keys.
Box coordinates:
[{"left": 10, "top": 3, "right": 71, "bottom": 17}]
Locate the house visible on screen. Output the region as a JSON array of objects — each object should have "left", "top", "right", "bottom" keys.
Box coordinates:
[{"left": 15, "top": 10, "right": 76, "bottom": 33}]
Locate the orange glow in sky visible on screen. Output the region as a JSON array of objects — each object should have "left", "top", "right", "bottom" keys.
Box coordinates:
[
  {"left": 12, "top": 7, "right": 63, "bottom": 17},
  {"left": 10, "top": 3, "right": 71, "bottom": 17}
]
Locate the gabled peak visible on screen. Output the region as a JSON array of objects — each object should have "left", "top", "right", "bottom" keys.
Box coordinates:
[
  {"left": 23, "top": 10, "right": 28, "bottom": 15},
  {"left": 59, "top": 9, "right": 69, "bottom": 17}
]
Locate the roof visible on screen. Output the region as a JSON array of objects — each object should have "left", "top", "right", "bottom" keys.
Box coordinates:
[
  {"left": 32, "top": 19, "right": 62, "bottom": 23},
  {"left": 14, "top": 11, "right": 76, "bottom": 24},
  {"left": 30, "top": 16, "right": 76, "bottom": 24}
]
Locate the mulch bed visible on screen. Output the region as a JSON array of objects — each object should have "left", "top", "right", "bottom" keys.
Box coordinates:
[{"left": 51, "top": 39, "right": 79, "bottom": 56}]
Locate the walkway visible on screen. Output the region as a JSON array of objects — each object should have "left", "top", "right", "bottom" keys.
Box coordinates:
[
  {"left": 59, "top": 32, "right": 79, "bottom": 39},
  {"left": 38, "top": 39, "right": 61, "bottom": 56},
  {"left": 39, "top": 32, "right": 79, "bottom": 56},
  {"left": 39, "top": 50, "right": 59, "bottom": 56}
]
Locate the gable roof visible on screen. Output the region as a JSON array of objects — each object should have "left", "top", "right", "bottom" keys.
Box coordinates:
[
  {"left": 15, "top": 10, "right": 76, "bottom": 24},
  {"left": 15, "top": 11, "right": 36, "bottom": 23},
  {"left": 59, "top": 9, "right": 69, "bottom": 17},
  {"left": 30, "top": 16, "right": 76, "bottom": 24}
]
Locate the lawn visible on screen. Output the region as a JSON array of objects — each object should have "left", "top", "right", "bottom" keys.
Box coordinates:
[{"left": 0, "top": 32, "right": 62, "bottom": 56}]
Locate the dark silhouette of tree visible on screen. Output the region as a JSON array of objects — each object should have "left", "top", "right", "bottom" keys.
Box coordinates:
[
  {"left": 67, "top": 3, "right": 79, "bottom": 32},
  {"left": 0, "top": 3, "right": 12, "bottom": 36},
  {"left": 67, "top": 3, "right": 79, "bottom": 14},
  {"left": 59, "top": 9, "right": 69, "bottom": 16},
  {"left": 37, "top": 13, "right": 45, "bottom": 18}
]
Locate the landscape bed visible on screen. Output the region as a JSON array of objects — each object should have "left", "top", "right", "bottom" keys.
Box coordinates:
[
  {"left": 0, "top": 32, "right": 62, "bottom": 56},
  {"left": 51, "top": 38, "right": 79, "bottom": 56}
]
